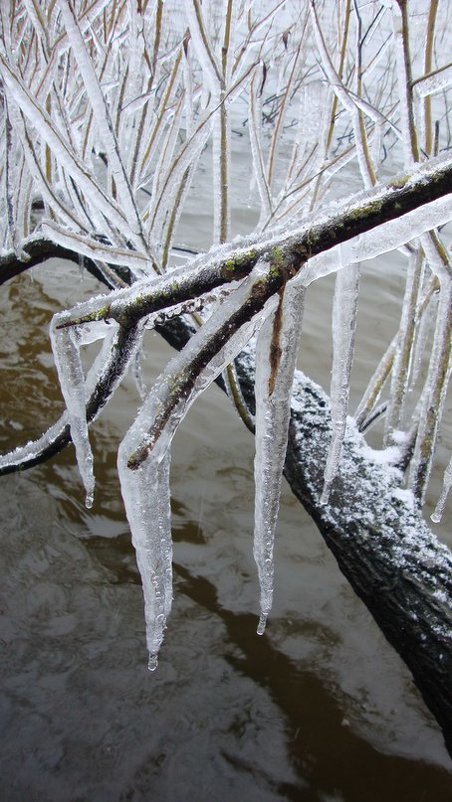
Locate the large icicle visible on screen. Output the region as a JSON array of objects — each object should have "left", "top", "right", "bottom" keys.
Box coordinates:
[
  {"left": 320, "top": 262, "right": 360, "bottom": 505},
  {"left": 118, "top": 260, "right": 275, "bottom": 667},
  {"left": 253, "top": 277, "right": 305, "bottom": 634},
  {"left": 117, "top": 434, "right": 172, "bottom": 671}
]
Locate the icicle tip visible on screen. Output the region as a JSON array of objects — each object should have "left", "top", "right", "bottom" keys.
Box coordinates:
[
  {"left": 257, "top": 612, "right": 268, "bottom": 636},
  {"left": 147, "top": 653, "right": 159, "bottom": 672}
]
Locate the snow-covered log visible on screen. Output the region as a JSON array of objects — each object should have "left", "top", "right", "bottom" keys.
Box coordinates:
[{"left": 232, "top": 347, "right": 452, "bottom": 757}]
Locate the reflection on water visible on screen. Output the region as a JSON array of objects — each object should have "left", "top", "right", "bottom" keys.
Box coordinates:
[{"left": 1, "top": 261, "right": 451, "bottom": 801}]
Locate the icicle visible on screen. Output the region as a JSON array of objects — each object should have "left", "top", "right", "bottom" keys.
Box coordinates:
[
  {"left": 385, "top": 249, "right": 424, "bottom": 442},
  {"left": 118, "top": 259, "right": 275, "bottom": 665},
  {"left": 49, "top": 318, "right": 100, "bottom": 508},
  {"left": 0, "top": 323, "right": 140, "bottom": 476},
  {"left": 431, "top": 455, "right": 452, "bottom": 524},
  {"left": 118, "top": 430, "right": 172, "bottom": 665},
  {"left": 253, "top": 277, "right": 305, "bottom": 632},
  {"left": 320, "top": 263, "right": 360, "bottom": 505}
]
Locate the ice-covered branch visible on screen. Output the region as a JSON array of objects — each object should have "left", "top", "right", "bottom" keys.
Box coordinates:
[{"left": 31, "top": 153, "right": 452, "bottom": 331}]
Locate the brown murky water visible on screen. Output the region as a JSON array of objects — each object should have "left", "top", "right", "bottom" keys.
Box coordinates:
[{"left": 1, "top": 248, "right": 451, "bottom": 802}]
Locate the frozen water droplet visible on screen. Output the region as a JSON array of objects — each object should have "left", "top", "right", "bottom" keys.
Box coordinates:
[
  {"left": 257, "top": 613, "right": 267, "bottom": 636},
  {"left": 430, "top": 511, "right": 441, "bottom": 524},
  {"left": 147, "top": 653, "right": 158, "bottom": 672},
  {"left": 85, "top": 492, "right": 94, "bottom": 509}
]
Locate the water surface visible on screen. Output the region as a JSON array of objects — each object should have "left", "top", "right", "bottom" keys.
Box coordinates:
[{"left": 0, "top": 257, "right": 451, "bottom": 802}]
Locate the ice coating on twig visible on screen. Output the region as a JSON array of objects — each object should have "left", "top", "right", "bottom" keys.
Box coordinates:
[
  {"left": 117, "top": 260, "right": 275, "bottom": 664},
  {"left": 413, "top": 63, "right": 452, "bottom": 99},
  {"left": 321, "top": 263, "right": 360, "bottom": 505},
  {"left": 385, "top": 250, "right": 423, "bottom": 441},
  {"left": 253, "top": 277, "right": 305, "bottom": 633},
  {"left": 58, "top": 0, "right": 147, "bottom": 253},
  {"left": 303, "top": 193, "right": 452, "bottom": 286}
]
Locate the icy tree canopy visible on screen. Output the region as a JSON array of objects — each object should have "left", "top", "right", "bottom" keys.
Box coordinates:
[{"left": 0, "top": 0, "right": 451, "bottom": 668}]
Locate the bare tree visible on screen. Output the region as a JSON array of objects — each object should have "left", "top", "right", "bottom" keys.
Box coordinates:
[{"left": 1, "top": 1, "right": 451, "bottom": 751}]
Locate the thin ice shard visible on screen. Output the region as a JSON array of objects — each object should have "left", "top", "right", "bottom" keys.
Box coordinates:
[
  {"left": 253, "top": 277, "right": 305, "bottom": 633},
  {"left": 50, "top": 317, "right": 99, "bottom": 507},
  {"left": 385, "top": 250, "right": 424, "bottom": 441},
  {"left": 409, "top": 284, "right": 452, "bottom": 502},
  {"left": 321, "top": 263, "right": 360, "bottom": 505}
]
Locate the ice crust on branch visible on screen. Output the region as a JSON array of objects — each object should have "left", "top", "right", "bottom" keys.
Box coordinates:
[{"left": 302, "top": 192, "right": 452, "bottom": 285}]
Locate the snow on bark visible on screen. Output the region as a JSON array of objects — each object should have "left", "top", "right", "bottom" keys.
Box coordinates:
[
  {"left": 253, "top": 277, "right": 304, "bottom": 634},
  {"left": 320, "top": 263, "right": 360, "bottom": 505}
]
